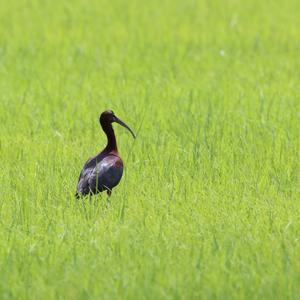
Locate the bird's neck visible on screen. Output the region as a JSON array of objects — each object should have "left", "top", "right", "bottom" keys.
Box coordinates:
[{"left": 103, "top": 124, "right": 118, "bottom": 152}]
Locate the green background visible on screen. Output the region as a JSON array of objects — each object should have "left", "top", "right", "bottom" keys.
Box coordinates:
[{"left": 0, "top": 0, "right": 299, "bottom": 299}]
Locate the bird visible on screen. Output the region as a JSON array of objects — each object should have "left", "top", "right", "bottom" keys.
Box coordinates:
[{"left": 75, "top": 110, "right": 136, "bottom": 198}]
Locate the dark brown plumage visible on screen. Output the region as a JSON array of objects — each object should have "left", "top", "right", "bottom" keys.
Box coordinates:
[{"left": 76, "top": 110, "right": 135, "bottom": 198}]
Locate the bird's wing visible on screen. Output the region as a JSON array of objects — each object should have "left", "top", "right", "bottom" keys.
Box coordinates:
[{"left": 88, "top": 156, "right": 123, "bottom": 193}]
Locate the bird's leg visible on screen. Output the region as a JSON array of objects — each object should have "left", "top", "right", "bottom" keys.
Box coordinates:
[{"left": 106, "top": 189, "right": 112, "bottom": 206}]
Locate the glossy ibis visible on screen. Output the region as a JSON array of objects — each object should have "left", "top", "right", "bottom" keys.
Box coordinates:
[{"left": 75, "top": 110, "right": 135, "bottom": 198}]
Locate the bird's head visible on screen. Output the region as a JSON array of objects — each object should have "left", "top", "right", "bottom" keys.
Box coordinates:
[{"left": 100, "top": 110, "right": 136, "bottom": 138}]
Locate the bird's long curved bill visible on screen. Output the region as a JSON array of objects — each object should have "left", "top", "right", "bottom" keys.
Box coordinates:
[{"left": 114, "top": 116, "right": 136, "bottom": 138}]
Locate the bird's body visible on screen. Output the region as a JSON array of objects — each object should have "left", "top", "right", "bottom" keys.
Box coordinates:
[
  {"left": 76, "top": 151, "right": 123, "bottom": 196},
  {"left": 76, "top": 110, "right": 135, "bottom": 198}
]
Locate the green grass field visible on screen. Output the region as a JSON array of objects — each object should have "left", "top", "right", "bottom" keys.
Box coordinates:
[{"left": 0, "top": 0, "right": 300, "bottom": 299}]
